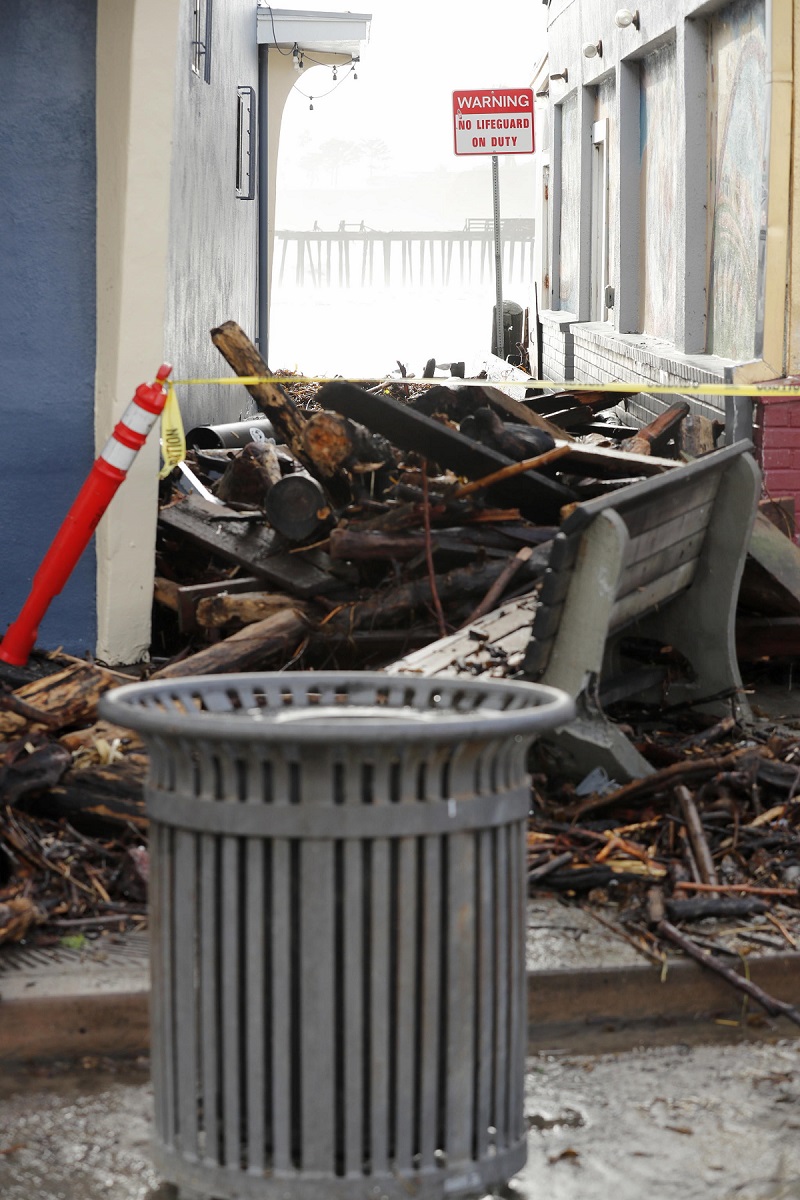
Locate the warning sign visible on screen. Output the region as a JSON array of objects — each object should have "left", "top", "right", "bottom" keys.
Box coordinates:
[{"left": 452, "top": 88, "right": 535, "bottom": 156}]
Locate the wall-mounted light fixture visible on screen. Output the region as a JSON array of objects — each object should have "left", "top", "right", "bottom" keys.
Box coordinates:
[
  {"left": 549, "top": 68, "right": 569, "bottom": 82},
  {"left": 582, "top": 39, "right": 602, "bottom": 59},
  {"left": 614, "top": 8, "right": 640, "bottom": 30}
]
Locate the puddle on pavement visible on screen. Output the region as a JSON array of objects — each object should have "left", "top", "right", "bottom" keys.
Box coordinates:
[{"left": 2, "top": 1041, "right": 799, "bottom": 1200}]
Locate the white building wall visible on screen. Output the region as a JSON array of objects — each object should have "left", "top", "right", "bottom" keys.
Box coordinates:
[{"left": 536, "top": 0, "right": 786, "bottom": 410}]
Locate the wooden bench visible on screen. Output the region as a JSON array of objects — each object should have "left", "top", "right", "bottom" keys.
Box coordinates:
[{"left": 389, "top": 440, "right": 761, "bottom": 781}]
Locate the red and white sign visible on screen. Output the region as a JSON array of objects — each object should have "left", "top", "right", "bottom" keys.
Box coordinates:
[{"left": 453, "top": 88, "right": 535, "bottom": 156}]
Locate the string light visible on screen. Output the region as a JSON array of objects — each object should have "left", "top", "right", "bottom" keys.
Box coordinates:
[{"left": 293, "top": 58, "right": 358, "bottom": 110}]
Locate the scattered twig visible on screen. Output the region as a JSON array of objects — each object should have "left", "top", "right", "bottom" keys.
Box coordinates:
[
  {"left": 654, "top": 917, "right": 800, "bottom": 1029},
  {"left": 675, "top": 785, "right": 719, "bottom": 891},
  {"left": 452, "top": 444, "right": 572, "bottom": 499},
  {"left": 575, "top": 748, "right": 759, "bottom": 816},
  {"left": 421, "top": 463, "right": 448, "bottom": 639},
  {"left": 673, "top": 882, "right": 800, "bottom": 898},
  {"left": 580, "top": 903, "right": 666, "bottom": 967},
  {"left": 461, "top": 546, "right": 533, "bottom": 626},
  {"left": 527, "top": 850, "right": 574, "bottom": 882}
]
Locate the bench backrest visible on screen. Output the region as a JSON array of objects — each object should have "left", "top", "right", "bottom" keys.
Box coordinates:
[{"left": 522, "top": 440, "right": 754, "bottom": 681}]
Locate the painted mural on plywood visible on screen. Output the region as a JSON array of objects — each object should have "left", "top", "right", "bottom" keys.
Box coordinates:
[
  {"left": 707, "top": 0, "right": 766, "bottom": 362},
  {"left": 639, "top": 41, "right": 678, "bottom": 339},
  {"left": 558, "top": 92, "right": 579, "bottom": 315}
]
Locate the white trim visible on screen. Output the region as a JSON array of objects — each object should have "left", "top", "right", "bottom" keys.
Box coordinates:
[
  {"left": 256, "top": 7, "right": 370, "bottom": 54},
  {"left": 95, "top": 0, "right": 180, "bottom": 665},
  {"left": 590, "top": 117, "right": 609, "bottom": 323}
]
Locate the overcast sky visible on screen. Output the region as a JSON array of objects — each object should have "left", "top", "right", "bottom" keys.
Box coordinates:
[{"left": 279, "top": 0, "right": 547, "bottom": 171}]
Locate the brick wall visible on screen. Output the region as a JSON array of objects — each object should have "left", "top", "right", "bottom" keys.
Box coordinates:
[
  {"left": 536, "top": 319, "right": 800, "bottom": 520},
  {"left": 755, "top": 395, "right": 800, "bottom": 521},
  {"left": 540, "top": 312, "right": 575, "bottom": 383},
  {"left": 571, "top": 326, "right": 727, "bottom": 423}
]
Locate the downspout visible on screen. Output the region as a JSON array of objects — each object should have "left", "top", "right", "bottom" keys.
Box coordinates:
[{"left": 257, "top": 44, "right": 270, "bottom": 359}]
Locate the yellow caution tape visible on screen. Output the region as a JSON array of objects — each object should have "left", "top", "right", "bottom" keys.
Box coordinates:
[
  {"left": 159, "top": 383, "right": 187, "bottom": 479},
  {"left": 169, "top": 375, "right": 800, "bottom": 398}
]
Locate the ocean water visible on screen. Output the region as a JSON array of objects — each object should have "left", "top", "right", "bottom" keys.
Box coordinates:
[{"left": 268, "top": 282, "right": 530, "bottom": 379}]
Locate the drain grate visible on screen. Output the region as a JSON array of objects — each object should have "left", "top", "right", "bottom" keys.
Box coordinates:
[{"left": 0, "top": 929, "right": 149, "bottom": 976}]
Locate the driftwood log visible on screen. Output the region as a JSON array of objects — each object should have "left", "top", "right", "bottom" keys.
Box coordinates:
[
  {"left": 151, "top": 605, "right": 311, "bottom": 678},
  {"left": 622, "top": 400, "right": 690, "bottom": 457},
  {"left": 210, "top": 321, "right": 307, "bottom": 454}
]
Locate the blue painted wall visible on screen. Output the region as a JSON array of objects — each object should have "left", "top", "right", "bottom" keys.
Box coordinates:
[{"left": 0, "top": 0, "right": 98, "bottom": 656}]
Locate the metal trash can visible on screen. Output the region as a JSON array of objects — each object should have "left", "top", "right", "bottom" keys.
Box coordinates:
[
  {"left": 101, "top": 672, "right": 574, "bottom": 1200},
  {"left": 491, "top": 301, "right": 524, "bottom": 362}
]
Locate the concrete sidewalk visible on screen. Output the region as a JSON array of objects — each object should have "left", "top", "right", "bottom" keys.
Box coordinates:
[
  {"left": 1, "top": 898, "right": 800, "bottom": 1200},
  {"left": 2, "top": 899, "right": 799, "bottom": 1064}
]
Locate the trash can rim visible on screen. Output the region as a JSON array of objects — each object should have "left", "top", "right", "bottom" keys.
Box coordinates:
[{"left": 99, "top": 671, "right": 575, "bottom": 745}]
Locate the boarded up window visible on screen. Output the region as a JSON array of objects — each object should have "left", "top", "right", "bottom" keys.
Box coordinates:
[
  {"left": 707, "top": 0, "right": 767, "bottom": 360},
  {"left": 558, "top": 93, "right": 579, "bottom": 314},
  {"left": 639, "top": 41, "right": 678, "bottom": 338}
]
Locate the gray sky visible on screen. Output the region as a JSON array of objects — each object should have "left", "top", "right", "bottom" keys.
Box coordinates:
[{"left": 277, "top": 1, "right": 546, "bottom": 184}]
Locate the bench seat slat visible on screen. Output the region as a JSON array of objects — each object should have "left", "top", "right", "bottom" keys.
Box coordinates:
[
  {"left": 388, "top": 593, "right": 542, "bottom": 679},
  {"left": 609, "top": 560, "right": 697, "bottom": 632},
  {"left": 613, "top": 473, "right": 722, "bottom": 539},
  {"left": 617, "top": 527, "right": 707, "bottom": 601},
  {"left": 623, "top": 498, "right": 714, "bottom": 566}
]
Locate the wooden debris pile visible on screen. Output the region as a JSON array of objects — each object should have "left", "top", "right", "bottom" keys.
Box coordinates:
[
  {"left": 0, "top": 807, "right": 147, "bottom": 945},
  {"left": 0, "top": 653, "right": 150, "bottom": 944},
  {"left": 527, "top": 717, "right": 800, "bottom": 1024},
  {"left": 3, "top": 319, "right": 800, "bottom": 962},
  {"left": 150, "top": 320, "right": 684, "bottom": 676}
]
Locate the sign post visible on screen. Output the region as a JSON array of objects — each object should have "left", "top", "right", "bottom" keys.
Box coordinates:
[{"left": 452, "top": 87, "right": 534, "bottom": 360}]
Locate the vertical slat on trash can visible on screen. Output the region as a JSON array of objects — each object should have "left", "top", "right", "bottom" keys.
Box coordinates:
[
  {"left": 199, "top": 831, "right": 220, "bottom": 1166},
  {"left": 148, "top": 820, "right": 169, "bottom": 1148},
  {"left": 509, "top": 817, "right": 527, "bottom": 1145},
  {"left": 493, "top": 823, "right": 510, "bottom": 1143},
  {"left": 269, "top": 755, "right": 292, "bottom": 1173},
  {"left": 393, "top": 746, "right": 418, "bottom": 1172},
  {"left": 445, "top": 827, "right": 476, "bottom": 1162},
  {"left": 369, "top": 756, "right": 391, "bottom": 1175},
  {"left": 341, "top": 749, "right": 364, "bottom": 1178},
  {"left": 173, "top": 828, "right": 199, "bottom": 1159},
  {"left": 475, "top": 825, "right": 495, "bottom": 1161},
  {"left": 245, "top": 745, "right": 267, "bottom": 1174},
  {"left": 221, "top": 823, "right": 242, "bottom": 1169},
  {"left": 300, "top": 748, "right": 336, "bottom": 1173},
  {"left": 417, "top": 758, "right": 443, "bottom": 1170}
]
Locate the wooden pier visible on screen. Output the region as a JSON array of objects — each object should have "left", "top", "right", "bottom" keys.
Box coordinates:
[{"left": 274, "top": 221, "right": 535, "bottom": 288}]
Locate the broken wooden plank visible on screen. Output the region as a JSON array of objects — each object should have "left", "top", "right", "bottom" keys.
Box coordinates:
[
  {"left": 736, "top": 616, "right": 800, "bottom": 659},
  {"left": 386, "top": 591, "right": 543, "bottom": 679},
  {"left": 553, "top": 440, "right": 679, "bottom": 478},
  {"left": 740, "top": 510, "right": 800, "bottom": 616},
  {"left": 622, "top": 400, "right": 690, "bottom": 457},
  {"left": 151, "top": 605, "right": 311, "bottom": 678},
  {"left": 476, "top": 384, "right": 565, "bottom": 440},
  {"left": 195, "top": 591, "right": 301, "bottom": 629},
  {"left": 210, "top": 321, "right": 308, "bottom": 453},
  {"left": 158, "top": 494, "right": 338, "bottom": 598},
  {"left": 0, "top": 661, "right": 131, "bottom": 737},
  {"left": 316, "top": 380, "right": 576, "bottom": 523}
]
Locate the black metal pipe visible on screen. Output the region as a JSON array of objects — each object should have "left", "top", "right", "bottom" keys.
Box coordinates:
[{"left": 186, "top": 419, "right": 276, "bottom": 450}]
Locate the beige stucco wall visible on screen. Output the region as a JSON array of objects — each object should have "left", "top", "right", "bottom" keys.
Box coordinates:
[
  {"left": 93, "top": 11, "right": 356, "bottom": 664},
  {"left": 95, "top": 0, "right": 180, "bottom": 664}
]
